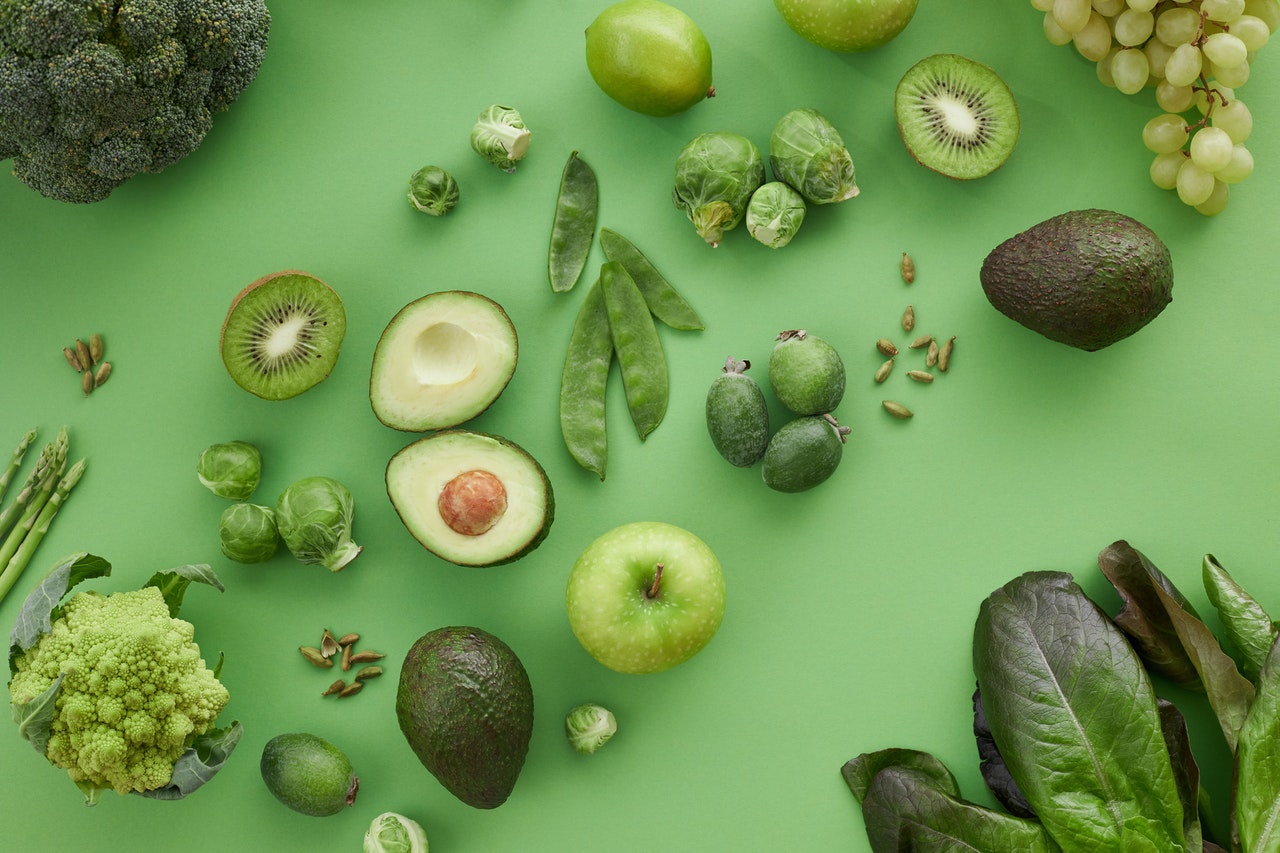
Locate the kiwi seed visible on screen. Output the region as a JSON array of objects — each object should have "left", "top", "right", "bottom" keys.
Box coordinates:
[{"left": 894, "top": 53, "right": 1020, "bottom": 181}]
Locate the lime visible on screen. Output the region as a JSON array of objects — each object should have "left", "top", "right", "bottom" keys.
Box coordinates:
[{"left": 585, "top": 0, "right": 714, "bottom": 117}]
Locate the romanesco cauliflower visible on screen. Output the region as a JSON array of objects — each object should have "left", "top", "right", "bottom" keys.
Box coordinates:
[{"left": 8, "top": 584, "right": 229, "bottom": 796}]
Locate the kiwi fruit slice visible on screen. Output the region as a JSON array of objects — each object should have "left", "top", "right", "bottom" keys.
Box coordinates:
[
  {"left": 894, "top": 54, "right": 1020, "bottom": 181},
  {"left": 220, "top": 270, "right": 347, "bottom": 400}
]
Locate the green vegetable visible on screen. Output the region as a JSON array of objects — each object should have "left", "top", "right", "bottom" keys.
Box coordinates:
[
  {"left": 548, "top": 151, "right": 598, "bottom": 293},
  {"left": 768, "top": 108, "right": 859, "bottom": 205},
  {"left": 672, "top": 132, "right": 765, "bottom": 246},
  {"left": 196, "top": 441, "right": 263, "bottom": 501},
  {"left": 218, "top": 503, "right": 280, "bottom": 564},
  {"left": 0, "top": 456, "right": 86, "bottom": 604},
  {"left": 768, "top": 329, "right": 845, "bottom": 416},
  {"left": 1203, "top": 553, "right": 1277, "bottom": 682},
  {"left": 0, "top": 0, "right": 270, "bottom": 203},
  {"left": 565, "top": 703, "right": 617, "bottom": 754},
  {"left": 601, "top": 261, "right": 668, "bottom": 441},
  {"left": 745, "top": 181, "right": 807, "bottom": 248},
  {"left": 0, "top": 428, "right": 62, "bottom": 543},
  {"left": 760, "top": 414, "right": 849, "bottom": 493},
  {"left": 559, "top": 278, "right": 612, "bottom": 480},
  {"left": 259, "top": 732, "right": 358, "bottom": 817},
  {"left": 705, "top": 357, "right": 770, "bottom": 468},
  {"left": 364, "top": 811, "right": 430, "bottom": 853},
  {"left": 470, "top": 105, "right": 531, "bottom": 173},
  {"left": 7, "top": 554, "right": 240, "bottom": 804},
  {"left": 408, "top": 166, "right": 459, "bottom": 216},
  {"left": 598, "top": 228, "right": 704, "bottom": 330},
  {"left": 0, "top": 427, "right": 37, "bottom": 505},
  {"left": 275, "top": 475, "right": 362, "bottom": 571}
]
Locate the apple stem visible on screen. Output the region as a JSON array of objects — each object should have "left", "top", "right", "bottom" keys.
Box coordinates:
[{"left": 646, "top": 563, "right": 664, "bottom": 599}]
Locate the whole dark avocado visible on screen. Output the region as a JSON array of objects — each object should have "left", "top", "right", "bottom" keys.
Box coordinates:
[
  {"left": 396, "top": 626, "right": 534, "bottom": 809},
  {"left": 979, "top": 209, "right": 1173, "bottom": 351}
]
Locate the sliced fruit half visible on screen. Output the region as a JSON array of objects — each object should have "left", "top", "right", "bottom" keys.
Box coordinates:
[
  {"left": 371, "top": 291, "right": 518, "bottom": 431},
  {"left": 220, "top": 270, "right": 347, "bottom": 400},
  {"left": 386, "top": 430, "right": 554, "bottom": 567},
  {"left": 894, "top": 53, "right": 1020, "bottom": 181}
]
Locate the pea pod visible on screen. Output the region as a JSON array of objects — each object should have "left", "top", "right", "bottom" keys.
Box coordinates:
[
  {"left": 559, "top": 278, "right": 612, "bottom": 479},
  {"left": 549, "top": 151, "right": 598, "bottom": 293},
  {"left": 600, "top": 261, "right": 667, "bottom": 441},
  {"left": 599, "top": 228, "right": 704, "bottom": 331}
]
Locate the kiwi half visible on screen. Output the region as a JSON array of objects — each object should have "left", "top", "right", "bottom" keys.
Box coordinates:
[
  {"left": 894, "top": 54, "right": 1020, "bottom": 181},
  {"left": 220, "top": 270, "right": 347, "bottom": 400}
]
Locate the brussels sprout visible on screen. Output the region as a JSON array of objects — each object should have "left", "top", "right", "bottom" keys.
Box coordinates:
[
  {"left": 565, "top": 703, "right": 617, "bottom": 755},
  {"left": 363, "top": 811, "right": 429, "bottom": 853},
  {"left": 275, "top": 476, "right": 362, "bottom": 571},
  {"left": 196, "top": 441, "right": 262, "bottom": 500},
  {"left": 470, "top": 104, "right": 531, "bottom": 173},
  {"left": 219, "top": 503, "right": 280, "bottom": 564},
  {"left": 746, "top": 182, "right": 807, "bottom": 249},
  {"left": 408, "top": 166, "right": 459, "bottom": 216},
  {"left": 672, "top": 132, "right": 765, "bottom": 247},
  {"left": 769, "top": 108, "right": 859, "bottom": 205}
]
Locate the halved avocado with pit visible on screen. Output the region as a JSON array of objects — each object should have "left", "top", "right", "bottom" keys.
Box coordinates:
[
  {"left": 387, "top": 430, "right": 554, "bottom": 567},
  {"left": 371, "top": 291, "right": 518, "bottom": 431}
]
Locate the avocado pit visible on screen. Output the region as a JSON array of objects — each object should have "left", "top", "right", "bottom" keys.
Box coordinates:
[{"left": 439, "top": 469, "right": 508, "bottom": 536}]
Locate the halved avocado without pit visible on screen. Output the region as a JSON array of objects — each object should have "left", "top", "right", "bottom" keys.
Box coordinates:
[
  {"left": 371, "top": 291, "right": 518, "bottom": 431},
  {"left": 387, "top": 430, "right": 554, "bottom": 567}
]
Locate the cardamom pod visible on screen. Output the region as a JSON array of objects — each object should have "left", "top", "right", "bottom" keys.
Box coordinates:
[
  {"left": 901, "top": 252, "right": 915, "bottom": 284},
  {"left": 354, "top": 666, "right": 383, "bottom": 681},
  {"left": 882, "top": 400, "right": 914, "bottom": 420},
  {"left": 81, "top": 369, "right": 95, "bottom": 397},
  {"left": 93, "top": 361, "right": 111, "bottom": 387},
  {"left": 874, "top": 358, "right": 894, "bottom": 384},
  {"left": 299, "top": 646, "right": 334, "bottom": 668},
  {"left": 902, "top": 305, "right": 915, "bottom": 332},
  {"left": 926, "top": 339, "right": 939, "bottom": 368},
  {"left": 63, "top": 347, "right": 84, "bottom": 372},
  {"left": 320, "top": 628, "right": 340, "bottom": 659},
  {"left": 75, "top": 339, "right": 91, "bottom": 371},
  {"left": 939, "top": 336, "right": 955, "bottom": 372},
  {"left": 89, "top": 333, "right": 104, "bottom": 364},
  {"left": 321, "top": 679, "right": 346, "bottom": 697},
  {"left": 908, "top": 334, "right": 934, "bottom": 350},
  {"left": 338, "top": 681, "right": 364, "bottom": 698},
  {"left": 337, "top": 633, "right": 360, "bottom": 647},
  {"left": 340, "top": 642, "right": 353, "bottom": 671},
  {"left": 348, "top": 650, "right": 386, "bottom": 665},
  {"left": 907, "top": 370, "right": 934, "bottom": 383},
  {"left": 876, "top": 338, "right": 899, "bottom": 357}
]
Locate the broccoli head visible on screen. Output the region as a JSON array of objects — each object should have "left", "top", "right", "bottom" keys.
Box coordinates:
[
  {"left": 8, "top": 585, "right": 231, "bottom": 797},
  {"left": 0, "top": 0, "right": 270, "bottom": 203}
]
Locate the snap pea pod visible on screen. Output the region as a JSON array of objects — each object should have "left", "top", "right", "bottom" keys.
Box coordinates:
[
  {"left": 559, "top": 277, "right": 612, "bottom": 479},
  {"left": 599, "top": 227, "right": 704, "bottom": 331},
  {"left": 600, "top": 261, "right": 668, "bottom": 441},
  {"left": 549, "top": 151, "right": 598, "bottom": 293}
]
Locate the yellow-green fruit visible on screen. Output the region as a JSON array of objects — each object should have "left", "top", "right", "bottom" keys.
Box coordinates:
[
  {"left": 774, "top": 0, "right": 919, "bottom": 52},
  {"left": 585, "top": 0, "right": 714, "bottom": 117}
]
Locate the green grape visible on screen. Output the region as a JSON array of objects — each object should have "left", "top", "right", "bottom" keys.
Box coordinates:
[
  {"left": 1164, "top": 43, "right": 1204, "bottom": 86},
  {"left": 1176, "top": 159, "right": 1217, "bottom": 205},
  {"left": 1053, "top": 0, "right": 1093, "bottom": 32},
  {"left": 1156, "top": 6, "right": 1202, "bottom": 45},
  {"left": 1115, "top": 8, "right": 1156, "bottom": 45},
  {"left": 1111, "top": 47, "right": 1150, "bottom": 94},
  {"left": 1156, "top": 79, "right": 1195, "bottom": 111},
  {"left": 1196, "top": 82, "right": 1235, "bottom": 113},
  {"left": 1216, "top": 144, "right": 1254, "bottom": 182},
  {"left": 1074, "top": 12, "right": 1113, "bottom": 59},
  {"left": 1044, "top": 10, "right": 1075, "bottom": 44},
  {"left": 1128, "top": 0, "right": 1160, "bottom": 10},
  {"left": 1194, "top": 179, "right": 1231, "bottom": 215},
  {"left": 1203, "top": 32, "right": 1250, "bottom": 67},
  {"left": 1142, "top": 113, "right": 1190, "bottom": 153},
  {"left": 1202, "top": 0, "right": 1247, "bottom": 21},
  {"left": 1144, "top": 37, "right": 1176, "bottom": 77},
  {"left": 1093, "top": 0, "right": 1126, "bottom": 14},
  {"left": 1031, "top": 0, "right": 1055, "bottom": 11},
  {"left": 1096, "top": 48, "right": 1120, "bottom": 86},
  {"left": 1243, "top": 0, "right": 1280, "bottom": 31},
  {"left": 1211, "top": 98, "right": 1253, "bottom": 142},
  {"left": 1189, "top": 126, "right": 1235, "bottom": 171},
  {"left": 1233, "top": 15, "right": 1273, "bottom": 48},
  {"left": 1150, "top": 152, "right": 1187, "bottom": 189},
  {"left": 1211, "top": 58, "right": 1251, "bottom": 86}
]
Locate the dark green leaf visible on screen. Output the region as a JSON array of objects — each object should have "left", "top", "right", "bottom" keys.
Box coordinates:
[
  {"left": 974, "top": 571, "right": 1188, "bottom": 851},
  {"left": 8, "top": 552, "right": 110, "bottom": 669},
  {"left": 841, "top": 748, "right": 958, "bottom": 803},
  {"left": 1237, "top": 639, "right": 1280, "bottom": 852},
  {"left": 1099, "top": 541, "right": 1255, "bottom": 750},
  {"left": 1203, "top": 553, "right": 1276, "bottom": 683},
  {"left": 973, "top": 686, "right": 1035, "bottom": 819},
  {"left": 1098, "top": 540, "right": 1204, "bottom": 687},
  {"left": 861, "top": 765, "right": 1062, "bottom": 853},
  {"left": 134, "top": 720, "right": 243, "bottom": 801},
  {"left": 1157, "top": 699, "right": 1204, "bottom": 851},
  {"left": 144, "top": 563, "right": 224, "bottom": 617},
  {"left": 11, "top": 672, "right": 63, "bottom": 755}
]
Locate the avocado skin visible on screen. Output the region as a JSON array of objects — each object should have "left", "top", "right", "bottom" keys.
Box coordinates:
[
  {"left": 396, "top": 626, "right": 534, "bottom": 809},
  {"left": 980, "top": 209, "right": 1173, "bottom": 351}
]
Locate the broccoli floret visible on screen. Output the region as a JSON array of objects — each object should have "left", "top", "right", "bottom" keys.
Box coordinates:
[
  {"left": 0, "top": 0, "right": 269, "bottom": 203},
  {"left": 8, "top": 585, "right": 230, "bottom": 796}
]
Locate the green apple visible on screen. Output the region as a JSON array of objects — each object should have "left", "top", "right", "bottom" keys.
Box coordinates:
[
  {"left": 566, "top": 521, "right": 726, "bottom": 674},
  {"left": 774, "top": 0, "right": 919, "bottom": 52}
]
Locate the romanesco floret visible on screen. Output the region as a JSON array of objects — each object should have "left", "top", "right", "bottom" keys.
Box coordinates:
[
  {"left": 8, "top": 585, "right": 229, "bottom": 796},
  {"left": 0, "top": 0, "right": 270, "bottom": 203}
]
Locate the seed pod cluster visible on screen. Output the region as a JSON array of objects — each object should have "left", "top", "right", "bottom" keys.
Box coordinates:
[
  {"left": 299, "top": 628, "right": 386, "bottom": 699},
  {"left": 62, "top": 333, "right": 112, "bottom": 397},
  {"left": 874, "top": 260, "right": 959, "bottom": 420}
]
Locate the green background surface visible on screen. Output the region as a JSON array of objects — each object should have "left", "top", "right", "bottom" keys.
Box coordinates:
[{"left": 1, "top": 0, "right": 1277, "bottom": 850}]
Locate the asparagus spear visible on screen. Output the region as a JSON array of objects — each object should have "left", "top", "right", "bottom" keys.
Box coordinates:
[
  {"left": 0, "top": 435, "right": 57, "bottom": 541},
  {"left": 0, "top": 457, "right": 86, "bottom": 604},
  {"left": 0, "top": 429, "right": 66, "bottom": 571},
  {"left": 0, "top": 428, "right": 37, "bottom": 504}
]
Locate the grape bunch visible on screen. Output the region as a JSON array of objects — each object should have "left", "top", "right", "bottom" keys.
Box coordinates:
[{"left": 1032, "top": 0, "right": 1276, "bottom": 215}]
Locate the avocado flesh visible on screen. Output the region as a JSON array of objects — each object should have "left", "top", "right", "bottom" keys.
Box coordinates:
[
  {"left": 396, "top": 626, "right": 534, "bottom": 809},
  {"left": 979, "top": 209, "right": 1173, "bottom": 352},
  {"left": 371, "top": 291, "right": 518, "bottom": 431},
  {"left": 386, "top": 430, "right": 554, "bottom": 567}
]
